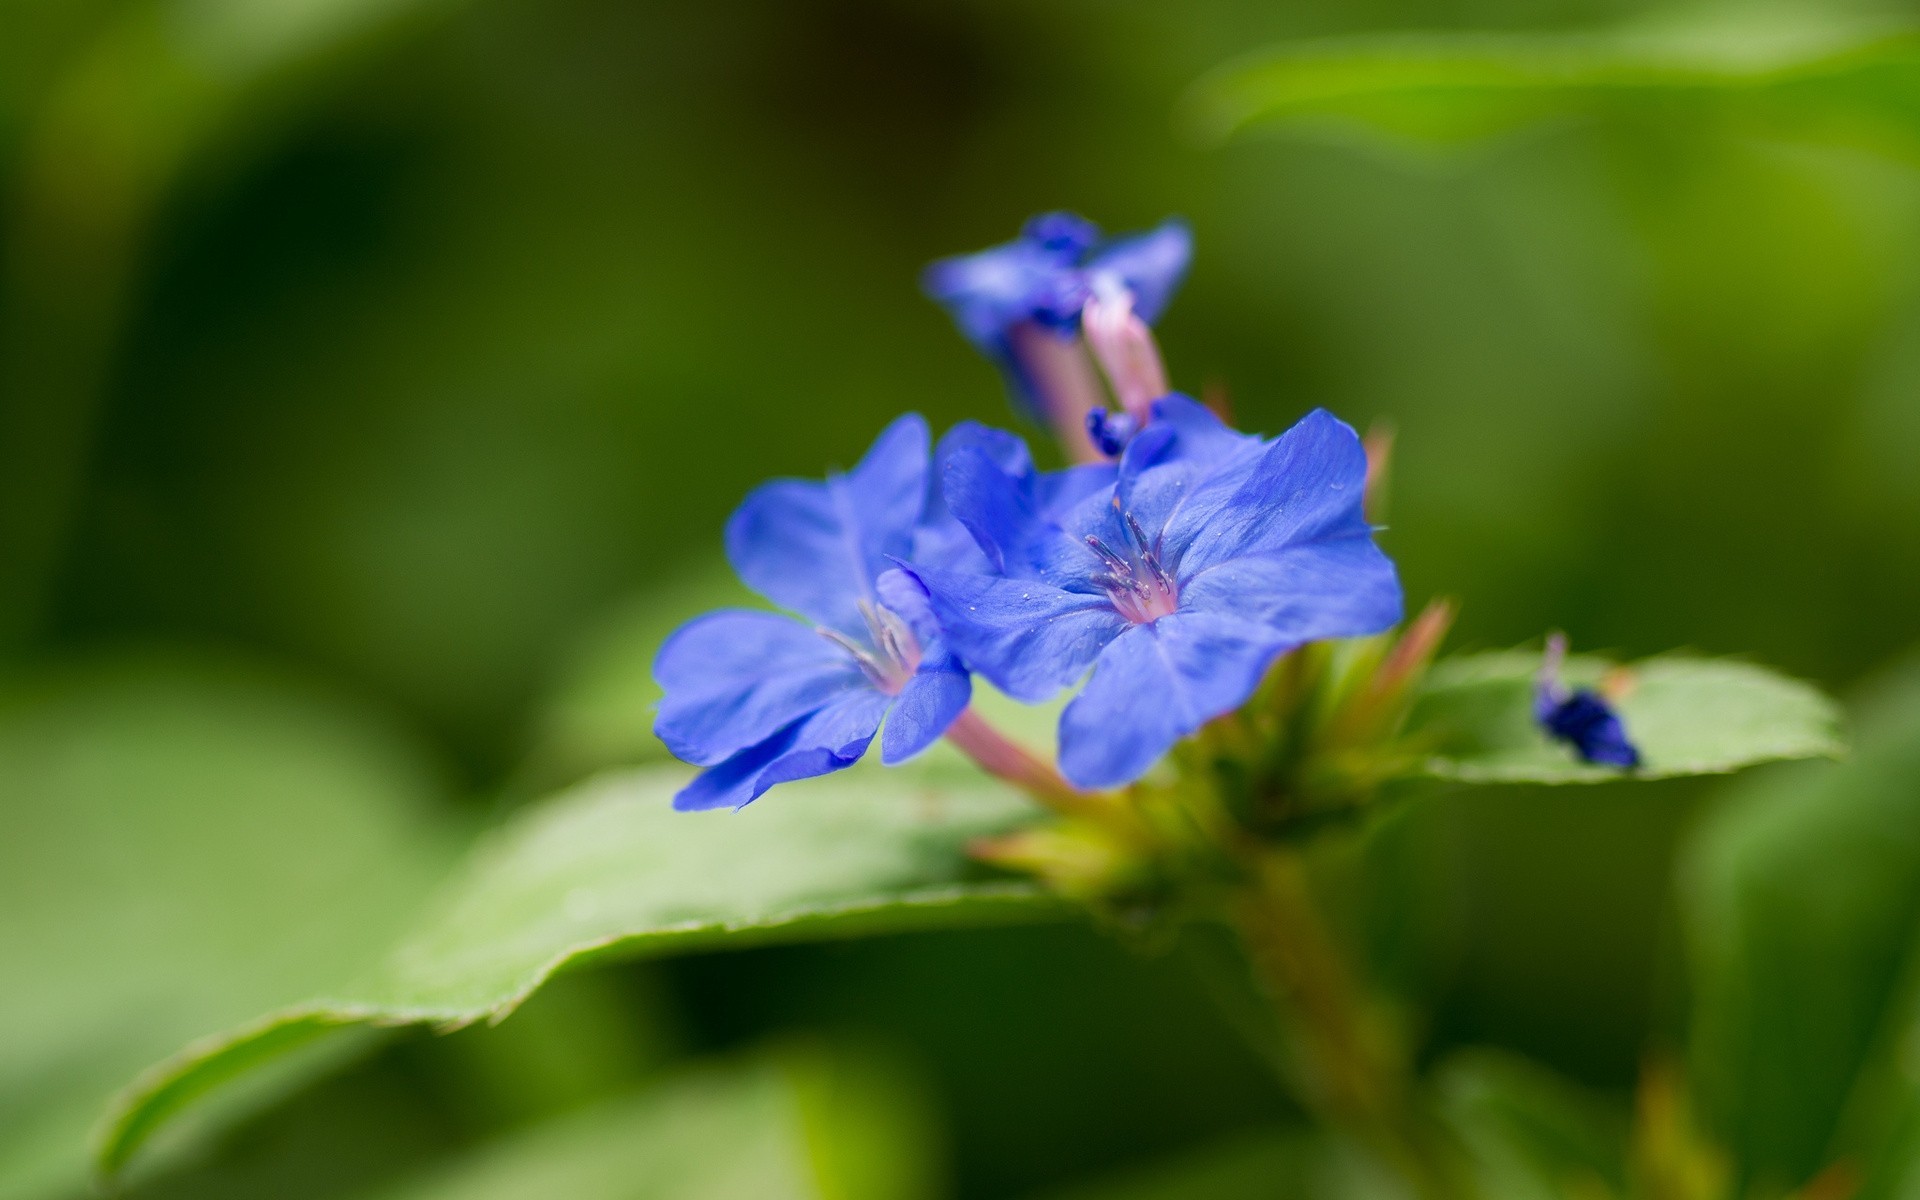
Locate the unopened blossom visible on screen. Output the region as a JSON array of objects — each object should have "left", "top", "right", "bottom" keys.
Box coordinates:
[
  {"left": 1535, "top": 634, "right": 1641, "bottom": 768},
  {"left": 911, "top": 395, "right": 1403, "bottom": 789}
]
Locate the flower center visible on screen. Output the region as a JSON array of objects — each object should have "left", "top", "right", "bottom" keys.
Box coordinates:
[
  {"left": 818, "top": 600, "right": 922, "bottom": 695},
  {"left": 1086, "top": 507, "right": 1179, "bottom": 625}
]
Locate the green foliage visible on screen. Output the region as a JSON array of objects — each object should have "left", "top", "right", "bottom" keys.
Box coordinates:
[
  {"left": 523, "top": 559, "right": 754, "bottom": 784},
  {"left": 1433, "top": 1050, "right": 1627, "bottom": 1200},
  {"left": 2, "top": 0, "right": 1918, "bottom": 1195},
  {"left": 98, "top": 764, "right": 1054, "bottom": 1180},
  {"left": 1031, "top": 1052, "right": 1629, "bottom": 1200},
  {"left": 1680, "top": 656, "right": 1920, "bottom": 1192},
  {"left": 356, "top": 1045, "right": 939, "bottom": 1200},
  {"left": 1184, "top": 14, "right": 1920, "bottom": 153},
  {"left": 1031, "top": 1127, "right": 1396, "bottom": 1200},
  {"left": 0, "top": 653, "right": 457, "bottom": 1200},
  {"left": 1408, "top": 653, "right": 1843, "bottom": 785}
]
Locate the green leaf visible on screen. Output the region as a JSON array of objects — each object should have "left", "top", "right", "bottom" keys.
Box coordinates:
[
  {"left": 1031, "top": 1127, "right": 1406, "bottom": 1200},
  {"left": 0, "top": 652, "right": 458, "bottom": 1200},
  {"left": 356, "top": 1044, "right": 940, "bottom": 1200},
  {"left": 99, "top": 763, "right": 1056, "bottom": 1180},
  {"left": 523, "top": 558, "right": 755, "bottom": 784},
  {"left": 1434, "top": 1050, "right": 1628, "bottom": 1200},
  {"left": 1031, "top": 1054, "right": 1628, "bottom": 1200},
  {"left": 1183, "top": 14, "right": 1920, "bottom": 151},
  {"left": 1680, "top": 656, "right": 1920, "bottom": 1190},
  {"left": 1405, "top": 652, "right": 1842, "bottom": 784}
]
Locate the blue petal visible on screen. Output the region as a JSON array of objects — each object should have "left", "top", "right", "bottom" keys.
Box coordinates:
[
  {"left": 881, "top": 665, "right": 971, "bottom": 764},
  {"left": 1171, "top": 408, "right": 1373, "bottom": 578},
  {"left": 911, "top": 566, "right": 1127, "bottom": 702},
  {"left": 673, "top": 727, "right": 801, "bottom": 811},
  {"left": 1033, "top": 461, "right": 1119, "bottom": 517},
  {"left": 941, "top": 444, "right": 1034, "bottom": 576},
  {"left": 654, "top": 610, "right": 868, "bottom": 766},
  {"left": 922, "top": 236, "right": 1080, "bottom": 355},
  {"left": 1178, "top": 539, "right": 1403, "bottom": 644},
  {"left": 1128, "top": 394, "right": 1257, "bottom": 472},
  {"left": 1023, "top": 211, "right": 1102, "bottom": 256},
  {"left": 941, "top": 443, "right": 1109, "bottom": 585},
  {"left": 672, "top": 687, "right": 892, "bottom": 811},
  {"left": 936, "top": 420, "right": 1033, "bottom": 478},
  {"left": 873, "top": 566, "right": 945, "bottom": 656},
  {"left": 1084, "top": 219, "right": 1192, "bottom": 323},
  {"left": 748, "top": 689, "right": 892, "bottom": 793},
  {"left": 922, "top": 240, "right": 1052, "bottom": 339},
  {"left": 1057, "top": 612, "right": 1285, "bottom": 789},
  {"left": 725, "top": 414, "right": 930, "bottom": 634},
  {"left": 1108, "top": 396, "right": 1267, "bottom": 560},
  {"left": 914, "top": 422, "right": 1032, "bottom": 571}
]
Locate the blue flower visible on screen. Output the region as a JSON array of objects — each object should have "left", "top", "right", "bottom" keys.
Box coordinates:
[
  {"left": 1534, "top": 636, "right": 1641, "bottom": 768},
  {"left": 654, "top": 415, "right": 972, "bottom": 810},
  {"left": 911, "top": 395, "right": 1404, "bottom": 789},
  {"left": 923, "top": 213, "right": 1192, "bottom": 420}
]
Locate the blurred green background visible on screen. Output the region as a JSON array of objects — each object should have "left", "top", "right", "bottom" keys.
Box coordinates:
[{"left": 5, "top": 0, "right": 1920, "bottom": 1196}]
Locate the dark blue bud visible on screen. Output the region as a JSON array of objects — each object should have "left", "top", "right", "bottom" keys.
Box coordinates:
[
  {"left": 1085, "top": 407, "right": 1139, "bottom": 458},
  {"left": 1536, "top": 688, "right": 1642, "bottom": 768}
]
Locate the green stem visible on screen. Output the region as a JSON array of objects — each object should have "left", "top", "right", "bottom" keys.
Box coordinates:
[{"left": 1229, "top": 849, "right": 1465, "bottom": 1199}]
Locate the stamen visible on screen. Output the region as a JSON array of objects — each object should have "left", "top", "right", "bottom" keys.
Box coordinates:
[
  {"left": 1086, "top": 509, "right": 1180, "bottom": 624},
  {"left": 822, "top": 601, "right": 924, "bottom": 694},
  {"left": 818, "top": 627, "right": 891, "bottom": 686}
]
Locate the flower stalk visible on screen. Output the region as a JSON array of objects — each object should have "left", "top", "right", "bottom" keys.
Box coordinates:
[
  {"left": 942, "top": 706, "right": 1110, "bottom": 819},
  {"left": 1229, "top": 849, "right": 1463, "bottom": 1199}
]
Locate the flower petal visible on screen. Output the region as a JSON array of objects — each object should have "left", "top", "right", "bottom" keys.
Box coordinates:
[
  {"left": 881, "top": 665, "right": 971, "bottom": 764},
  {"left": 1172, "top": 408, "right": 1373, "bottom": 577},
  {"left": 941, "top": 444, "right": 1108, "bottom": 584},
  {"left": 912, "top": 566, "right": 1126, "bottom": 702},
  {"left": 1104, "top": 395, "right": 1267, "bottom": 558},
  {"left": 1178, "top": 538, "right": 1403, "bottom": 643},
  {"left": 749, "top": 688, "right": 892, "bottom": 791},
  {"left": 1057, "top": 612, "right": 1286, "bottom": 789},
  {"left": 672, "top": 687, "right": 892, "bottom": 811},
  {"left": 653, "top": 610, "right": 867, "bottom": 766},
  {"left": 672, "top": 728, "right": 799, "bottom": 811},
  {"left": 1085, "top": 219, "right": 1193, "bottom": 323},
  {"left": 725, "top": 415, "right": 930, "bottom": 633}
]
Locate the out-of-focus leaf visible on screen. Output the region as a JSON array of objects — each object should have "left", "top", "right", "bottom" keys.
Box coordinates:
[
  {"left": 1033, "top": 1054, "right": 1627, "bottom": 1200},
  {"left": 1183, "top": 14, "right": 1920, "bottom": 151},
  {"left": 347, "top": 1043, "right": 932, "bottom": 1200},
  {"left": 1434, "top": 1050, "right": 1627, "bottom": 1200},
  {"left": 0, "top": 0, "right": 474, "bottom": 653},
  {"left": 1405, "top": 652, "right": 1841, "bottom": 784},
  {"left": 1681, "top": 656, "right": 1920, "bottom": 1191},
  {"left": 522, "top": 559, "right": 755, "bottom": 784},
  {"left": 1030, "top": 1126, "right": 1406, "bottom": 1200},
  {"left": 0, "top": 652, "right": 457, "bottom": 1200},
  {"left": 100, "top": 763, "right": 1056, "bottom": 1179},
  {"left": 355, "top": 1044, "right": 937, "bottom": 1200}
]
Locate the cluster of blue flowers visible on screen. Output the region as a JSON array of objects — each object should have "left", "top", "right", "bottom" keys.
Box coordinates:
[{"left": 655, "top": 214, "right": 1637, "bottom": 810}]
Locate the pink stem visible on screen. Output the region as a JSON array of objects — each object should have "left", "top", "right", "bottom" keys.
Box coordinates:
[
  {"left": 943, "top": 707, "right": 1090, "bottom": 812},
  {"left": 1009, "top": 323, "right": 1107, "bottom": 465},
  {"left": 1082, "top": 292, "right": 1170, "bottom": 421}
]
